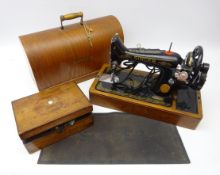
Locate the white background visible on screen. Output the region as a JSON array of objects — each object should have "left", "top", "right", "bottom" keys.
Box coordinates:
[{"left": 0, "top": 0, "right": 220, "bottom": 175}]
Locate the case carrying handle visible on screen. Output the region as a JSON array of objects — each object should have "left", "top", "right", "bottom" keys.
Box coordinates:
[{"left": 60, "top": 12, "right": 83, "bottom": 30}]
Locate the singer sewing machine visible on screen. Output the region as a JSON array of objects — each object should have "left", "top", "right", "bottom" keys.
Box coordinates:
[{"left": 89, "top": 34, "right": 210, "bottom": 129}]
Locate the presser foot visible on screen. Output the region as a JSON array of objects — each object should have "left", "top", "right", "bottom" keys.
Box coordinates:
[{"left": 99, "top": 73, "right": 119, "bottom": 84}]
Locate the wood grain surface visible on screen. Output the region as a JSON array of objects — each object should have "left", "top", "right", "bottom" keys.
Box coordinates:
[
  {"left": 20, "top": 15, "right": 124, "bottom": 90},
  {"left": 12, "top": 82, "right": 93, "bottom": 140},
  {"left": 89, "top": 64, "right": 203, "bottom": 129},
  {"left": 25, "top": 114, "right": 93, "bottom": 153}
]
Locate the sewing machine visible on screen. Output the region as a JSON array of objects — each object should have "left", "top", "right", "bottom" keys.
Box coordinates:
[
  {"left": 89, "top": 34, "right": 210, "bottom": 129},
  {"left": 111, "top": 34, "right": 208, "bottom": 94}
]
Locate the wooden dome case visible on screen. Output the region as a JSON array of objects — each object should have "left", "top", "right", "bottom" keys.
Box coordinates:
[{"left": 20, "top": 12, "right": 124, "bottom": 90}]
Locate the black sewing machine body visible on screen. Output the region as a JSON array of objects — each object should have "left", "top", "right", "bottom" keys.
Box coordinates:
[
  {"left": 111, "top": 40, "right": 182, "bottom": 69},
  {"left": 91, "top": 35, "right": 209, "bottom": 128},
  {"left": 108, "top": 34, "right": 209, "bottom": 98}
]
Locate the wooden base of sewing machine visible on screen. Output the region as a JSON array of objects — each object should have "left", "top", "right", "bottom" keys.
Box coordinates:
[{"left": 89, "top": 64, "right": 203, "bottom": 129}]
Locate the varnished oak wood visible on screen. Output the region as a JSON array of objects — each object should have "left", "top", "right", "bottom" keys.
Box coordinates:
[
  {"left": 89, "top": 64, "right": 203, "bottom": 129},
  {"left": 12, "top": 82, "right": 93, "bottom": 146},
  {"left": 25, "top": 114, "right": 93, "bottom": 153},
  {"left": 20, "top": 15, "right": 124, "bottom": 91}
]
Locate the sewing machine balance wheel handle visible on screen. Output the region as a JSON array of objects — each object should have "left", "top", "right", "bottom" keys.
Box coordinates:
[
  {"left": 60, "top": 12, "right": 84, "bottom": 29},
  {"left": 192, "top": 46, "right": 203, "bottom": 69},
  {"left": 189, "top": 46, "right": 209, "bottom": 90}
]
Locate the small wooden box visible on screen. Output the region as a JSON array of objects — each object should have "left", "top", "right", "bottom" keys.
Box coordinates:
[
  {"left": 89, "top": 64, "right": 203, "bottom": 129},
  {"left": 12, "top": 82, "right": 93, "bottom": 153}
]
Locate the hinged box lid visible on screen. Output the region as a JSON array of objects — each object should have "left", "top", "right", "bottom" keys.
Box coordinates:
[{"left": 12, "top": 82, "right": 92, "bottom": 140}]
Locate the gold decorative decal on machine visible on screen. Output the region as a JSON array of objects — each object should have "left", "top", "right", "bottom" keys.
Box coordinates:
[{"left": 160, "top": 84, "right": 171, "bottom": 94}]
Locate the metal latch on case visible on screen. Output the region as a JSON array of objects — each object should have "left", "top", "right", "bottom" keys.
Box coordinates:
[{"left": 55, "top": 119, "right": 76, "bottom": 133}]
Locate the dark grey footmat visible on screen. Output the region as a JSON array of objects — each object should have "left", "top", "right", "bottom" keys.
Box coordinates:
[{"left": 38, "top": 112, "right": 190, "bottom": 164}]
